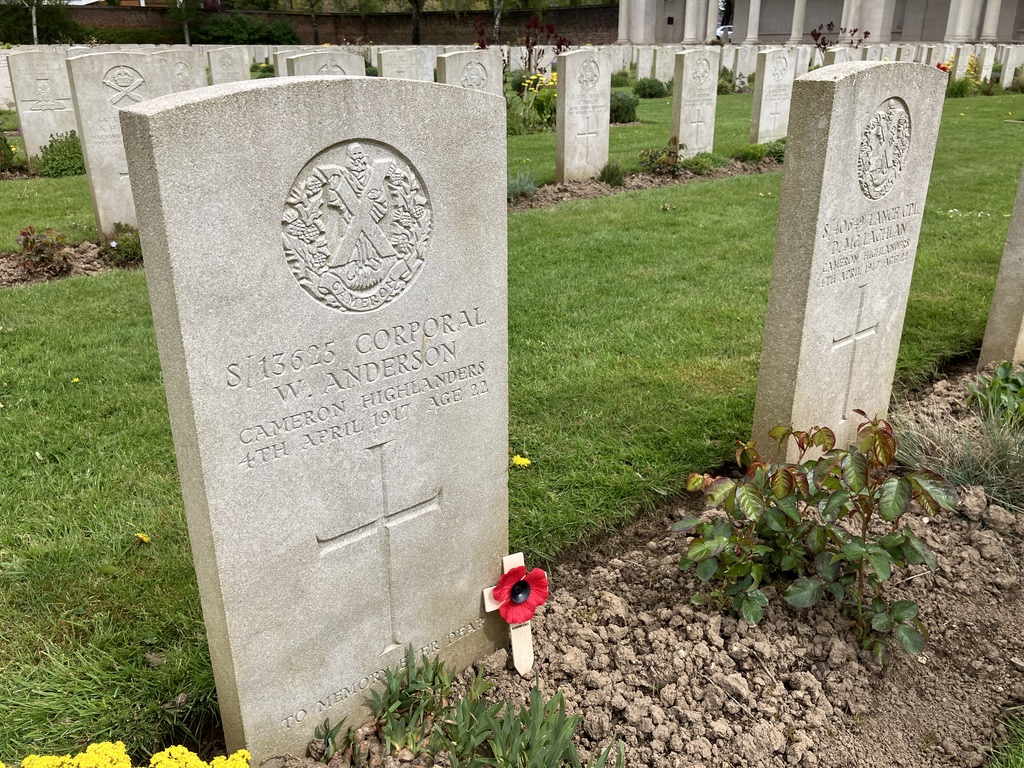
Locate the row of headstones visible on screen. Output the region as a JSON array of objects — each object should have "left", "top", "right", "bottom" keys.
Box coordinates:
[
  {"left": 636, "top": 41, "right": 1024, "bottom": 90},
  {"left": 114, "top": 58, "right": 1024, "bottom": 762}
]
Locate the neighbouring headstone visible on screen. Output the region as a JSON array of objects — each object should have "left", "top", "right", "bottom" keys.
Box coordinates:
[
  {"left": 750, "top": 47, "right": 796, "bottom": 143},
  {"left": 8, "top": 50, "right": 78, "bottom": 166},
  {"left": 120, "top": 75, "right": 508, "bottom": 763},
  {"left": 378, "top": 48, "right": 425, "bottom": 81},
  {"left": 286, "top": 50, "right": 366, "bottom": 77},
  {"left": 0, "top": 52, "right": 15, "bottom": 109},
  {"left": 951, "top": 45, "right": 972, "bottom": 80},
  {"left": 636, "top": 46, "right": 655, "bottom": 80},
  {"left": 154, "top": 48, "right": 208, "bottom": 91},
  {"left": 209, "top": 47, "right": 250, "bottom": 84},
  {"left": 896, "top": 45, "right": 916, "bottom": 62},
  {"left": 735, "top": 44, "right": 756, "bottom": 88},
  {"left": 436, "top": 50, "right": 504, "bottom": 98},
  {"left": 415, "top": 47, "right": 437, "bottom": 82},
  {"left": 979, "top": 45, "right": 996, "bottom": 81},
  {"left": 653, "top": 45, "right": 677, "bottom": 84},
  {"left": 67, "top": 51, "right": 175, "bottom": 235},
  {"left": 824, "top": 46, "right": 852, "bottom": 66},
  {"left": 671, "top": 47, "right": 720, "bottom": 158},
  {"left": 555, "top": 49, "right": 611, "bottom": 183},
  {"left": 792, "top": 45, "right": 812, "bottom": 77},
  {"left": 1001, "top": 46, "right": 1022, "bottom": 90},
  {"left": 979, "top": 165, "right": 1024, "bottom": 367},
  {"left": 752, "top": 62, "right": 947, "bottom": 460}
]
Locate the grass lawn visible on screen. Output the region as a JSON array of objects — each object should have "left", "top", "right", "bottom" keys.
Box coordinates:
[{"left": 1, "top": 91, "right": 1023, "bottom": 760}]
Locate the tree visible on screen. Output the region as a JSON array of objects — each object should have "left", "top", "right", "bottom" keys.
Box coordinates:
[
  {"left": 166, "top": 0, "right": 215, "bottom": 45},
  {"left": 0, "top": 0, "right": 79, "bottom": 45}
]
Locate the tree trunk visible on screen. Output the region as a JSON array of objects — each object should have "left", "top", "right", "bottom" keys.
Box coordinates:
[
  {"left": 410, "top": 0, "right": 421, "bottom": 44},
  {"left": 310, "top": 2, "right": 320, "bottom": 44},
  {"left": 183, "top": 20, "right": 191, "bottom": 45},
  {"left": 492, "top": 0, "right": 502, "bottom": 44},
  {"left": 31, "top": 3, "right": 38, "bottom": 45}
]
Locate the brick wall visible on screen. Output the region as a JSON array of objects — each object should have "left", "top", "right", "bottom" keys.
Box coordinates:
[{"left": 65, "top": 4, "right": 620, "bottom": 46}]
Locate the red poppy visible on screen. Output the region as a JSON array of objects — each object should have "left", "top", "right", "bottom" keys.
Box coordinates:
[{"left": 492, "top": 565, "right": 549, "bottom": 624}]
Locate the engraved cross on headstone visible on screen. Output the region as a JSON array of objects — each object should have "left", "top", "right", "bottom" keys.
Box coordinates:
[
  {"left": 316, "top": 440, "right": 442, "bottom": 655},
  {"left": 689, "top": 106, "right": 706, "bottom": 146},
  {"left": 831, "top": 284, "right": 878, "bottom": 422},
  {"left": 766, "top": 101, "right": 782, "bottom": 133},
  {"left": 577, "top": 113, "right": 599, "bottom": 168}
]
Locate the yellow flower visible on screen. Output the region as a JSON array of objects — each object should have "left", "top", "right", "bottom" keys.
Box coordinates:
[
  {"left": 71, "top": 377, "right": 80, "bottom": 383},
  {"left": 511, "top": 455, "right": 532, "bottom": 467},
  {"left": 135, "top": 532, "right": 151, "bottom": 544}
]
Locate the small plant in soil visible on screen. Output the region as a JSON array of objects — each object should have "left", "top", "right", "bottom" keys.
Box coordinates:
[
  {"left": 968, "top": 360, "right": 1024, "bottom": 427},
  {"left": 679, "top": 413, "right": 957, "bottom": 663},
  {"left": 15, "top": 225, "right": 70, "bottom": 278}
]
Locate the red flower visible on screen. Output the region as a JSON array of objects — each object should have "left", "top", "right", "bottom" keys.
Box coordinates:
[
  {"left": 936, "top": 62, "right": 949, "bottom": 72},
  {"left": 492, "top": 565, "right": 549, "bottom": 624}
]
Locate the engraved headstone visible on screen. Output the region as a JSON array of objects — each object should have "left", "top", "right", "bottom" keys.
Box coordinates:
[
  {"left": 67, "top": 52, "right": 175, "bottom": 235},
  {"left": 0, "top": 52, "right": 15, "bottom": 110},
  {"left": 735, "top": 44, "right": 756, "bottom": 88},
  {"left": 979, "top": 45, "right": 996, "bottom": 81},
  {"left": 120, "top": 76, "right": 508, "bottom": 762},
  {"left": 209, "top": 47, "right": 251, "bottom": 84},
  {"left": 286, "top": 50, "right": 366, "bottom": 77},
  {"left": 752, "top": 62, "right": 947, "bottom": 460},
  {"left": 436, "top": 50, "right": 504, "bottom": 98},
  {"left": 154, "top": 48, "right": 208, "bottom": 91},
  {"left": 555, "top": 49, "right": 611, "bottom": 183},
  {"left": 653, "top": 45, "right": 677, "bottom": 84},
  {"left": 951, "top": 45, "right": 972, "bottom": 81},
  {"left": 750, "top": 47, "right": 796, "bottom": 143},
  {"left": 636, "top": 46, "right": 655, "bottom": 80},
  {"left": 671, "top": 47, "right": 720, "bottom": 158},
  {"left": 378, "top": 48, "right": 427, "bottom": 81},
  {"left": 824, "top": 46, "right": 852, "bottom": 66},
  {"left": 1000, "top": 46, "right": 1022, "bottom": 90},
  {"left": 8, "top": 50, "right": 79, "bottom": 166},
  {"left": 979, "top": 165, "right": 1024, "bottom": 368},
  {"left": 792, "top": 45, "right": 812, "bottom": 77}
]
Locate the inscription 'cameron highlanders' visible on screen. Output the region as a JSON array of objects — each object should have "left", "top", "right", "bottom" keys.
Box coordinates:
[
  {"left": 753, "top": 62, "right": 947, "bottom": 461},
  {"left": 120, "top": 77, "right": 508, "bottom": 762}
]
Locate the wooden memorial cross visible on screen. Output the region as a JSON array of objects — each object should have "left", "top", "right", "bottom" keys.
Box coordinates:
[{"left": 482, "top": 552, "right": 546, "bottom": 675}]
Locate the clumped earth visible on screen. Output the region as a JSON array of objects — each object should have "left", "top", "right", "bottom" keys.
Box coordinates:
[{"left": 0, "top": 240, "right": 111, "bottom": 287}]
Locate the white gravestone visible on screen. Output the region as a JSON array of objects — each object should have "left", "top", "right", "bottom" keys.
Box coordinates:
[
  {"left": 209, "top": 47, "right": 251, "bottom": 84},
  {"left": 0, "top": 53, "right": 15, "bottom": 110},
  {"left": 436, "top": 50, "right": 504, "bottom": 98},
  {"left": 120, "top": 76, "right": 508, "bottom": 762},
  {"left": 67, "top": 52, "right": 174, "bottom": 236},
  {"left": 1001, "top": 46, "right": 1022, "bottom": 89},
  {"left": 636, "top": 46, "right": 655, "bottom": 80},
  {"left": 555, "top": 50, "right": 611, "bottom": 183},
  {"left": 8, "top": 50, "right": 79, "bottom": 167},
  {"left": 286, "top": 51, "right": 366, "bottom": 77},
  {"left": 752, "top": 62, "right": 947, "bottom": 460},
  {"left": 378, "top": 49, "right": 425, "bottom": 81},
  {"left": 653, "top": 45, "right": 677, "bottom": 84},
  {"left": 671, "top": 48, "right": 720, "bottom": 158},
  {"left": 979, "top": 165, "right": 1024, "bottom": 368},
  {"left": 750, "top": 48, "right": 796, "bottom": 143},
  {"left": 154, "top": 48, "right": 208, "bottom": 92}
]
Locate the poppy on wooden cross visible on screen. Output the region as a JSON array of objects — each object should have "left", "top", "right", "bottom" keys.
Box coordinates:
[{"left": 482, "top": 552, "right": 549, "bottom": 675}]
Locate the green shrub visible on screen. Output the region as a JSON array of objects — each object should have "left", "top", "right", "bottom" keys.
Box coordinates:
[
  {"left": 506, "top": 96, "right": 528, "bottom": 136},
  {"left": 633, "top": 77, "right": 667, "bottom": 98},
  {"left": 100, "top": 223, "right": 143, "bottom": 268},
  {"left": 15, "top": 226, "right": 70, "bottom": 277},
  {"left": 598, "top": 161, "right": 625, "bottom": 187},
  {"left": 609, "top": 91, "right": 638, "bottom": 123},
  {"left": 76, "top": 26, "right": 176, "bottom": 44},
  {"left": 366, "top": 64, "right": 378, "bottom": 77},
  {"left": 639, "top": 141, "right": 680, "bottom": 175},
  {"left": 610, "top": 68, "right": 632, "bottom": 87},
  {"left": 0, "top": 135, "right": 21, "bottom": 173},
  {"left": 507, "top": 170, "right": 536, "bottom": 203},
  {"left": 190, "top": 13, "right": 299, "bottom": 44},
  {"left": 732, "top": 143, "right": 768, "bottom": 163},
  {"left": 679, "top": 152, "right": 729, "bottom": 176},
  {"left": 968, "top": 361, "right": 1024, "bottom": 427},
  {"left": 32, "top": 130, "right": 85, "bottom": 178},
  {"left": 510, "top": 70, "right": 528, "bottom": 94},
  {"left": 0, "top": 109, "right": 18, "bottom": 132},
  {"left": 947, "top": 77, "right": 972, "bottom": 98},
  {"left": 764, "top": 138, "right": 786, "bottom": 163}
]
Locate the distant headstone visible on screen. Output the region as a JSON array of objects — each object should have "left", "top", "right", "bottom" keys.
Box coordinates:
[
  {"left": 210, "top": 47, "right": 250, "bottom": 84},
  {"left": 824, "top": 46, "right": 852, "bottom": 66},
  {"left": 750, "top": 48, "right": 795, "bottom": 143},
  {"left": 0, "top": 52, "right": 15, "bottom": 109},
  {"left": 636, "top": 46, "right": 655, "bottom": 80},
  {"left": 414, "top": 47, "right": 436, "bottom": 81},
  {"left": 1001, "top": 46, "right": 1021, "bottom": 89},
  {"left": 979, "top": 45, "right": 996, "bottom": 81},
  {"left": 951, "top": 45, "right": 972, "bottom": 80},
  {"left": 286, "top": 51, "right": 366, "bottom": 77},
  {"left": 671, "top": 47, "right": 720, "bottom": 158},
  {"left": 555, "top": 49, "right": 611, "bottom": 183},
  {"left": 896, "top": 45, "right": 916, "bottom": 62},
  {"left": 862, "top": 45, "right": 882, "bottom": 62},
  {"left": 120, "top": 76, "right": 508, "bottom": 762},
  {"left": 792, "top": 45, "right": 812, "bottom": 77},
  {"left": 979, "top": 165, "right": 1024, "bottom": 368},
  {"left": 8, "top": 50, "right": 78, "bottom": 166},
  {"left": 653, "top": 45, "right": 676, "bottom": 84},
  {"left": 752, "top": 62, "right": 947, "bottom": 460},
  {"left": 154, "top": 48, "right": 207, "bottom": 91},
  {"left": 378, "top": 49, "right": 425, "bottom": 81},
  {"left": 436, "top": 50, "right": 504, "bottom": 98},
  {"left": 719, "top": 44, "right": 736, "bottom": 75},
  {"left": 67, "top": 51, "right": 175, "bottom": 235},
  {"left": 735, "top": 44, "right": 756, "bottom": 88}
]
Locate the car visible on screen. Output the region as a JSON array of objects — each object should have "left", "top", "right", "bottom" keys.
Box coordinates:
[{"left": 716, "top": 24, "right": 733, "bottom": 43}]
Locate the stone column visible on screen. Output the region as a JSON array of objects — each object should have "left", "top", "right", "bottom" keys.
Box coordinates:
[
  {"left": 980, "top": 0, "right": 1002, "bottom": 42},
  {"left": 617, "top": 0, "right": 631, "bottom": 43},
  {"left": 744, "top": 0, "right": 762, "bottom": 44},
  {"left": 705, "top": 0, "right": 720, "bottom": 42},
  {"left": 683, "top": 0, "right": 700, "bottom": 44},
  {"left": 840, "top": 0, "right": 861, "bottom": 43},
  {"left": 948, "top": 0, "right": 978, "bottom": 42},
  {"left": 788, "top": 0, "right": 808, "bottom": 44}
]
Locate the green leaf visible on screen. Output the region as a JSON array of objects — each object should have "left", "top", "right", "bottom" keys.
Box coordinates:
[
  {"left": 784, "top": 577, "right": 823, "bottom": 608},
  {"left": 671, "top": 515, "right": 702, "bottom": 533},
  {"left": 814, "top": 551, "right": 840, "bottom": 581},
  {"left": 740, "top": 590, "right": 769, "bottom": 625},
  {"left": 895, "top": 624, "right": 926, "bottom": 655},
  {"left": 678, "top": 556, "right": 694, "bottom": 572},
  {"left": 841, "top": 452, "right": 868, "bottom": 492},
  {"left": 871, "top": 613, "right": 895, "bottom": 632},
  {"left": 879, "top": 477, "right": 912, "bottom": 521},
  {"left": 735, "top": 484, "right": 766, "bottom": 520},
  {"left": 780, "top": 553, "right": 801, "bottom": 571},
  {"left": 872, "top": 431, "right": 898, "bottom": 467},
  {"left": 764, "top": 506, "right": 789, "bottom": 533},
  {"left": 867, "top": 549, "right": 893, "bottom": 581},
  {"left": 889, "top": 600, "right": 919, "bottom": 623},
  {"left": 705, "top": 477, "right": 737, "bottom": 507},
  {"left": 770, "top": 469, "right": 794, "bottom": 499},
  {"left": 749, "top": 564, "right": 765, "bottom": 590},
  {"left": 907, "top": 469, "right": 958, "bottom": 514},
  {"left": 776, "top": 494, "right": 801, "bottom": 522},
  {"left": 841, "top": 540, "right": 867, "bottom": 560},
  {"left": 687, "top": 536, "right": 729, "bottom": 562},
  {"left": 821, "top": 490, "right": 852, "bottom": 521},
  {"left": 903, "top": 530, "right": 937, "bottom": 571},
  {"left": 806, "top": 525, "right": 827, "bottom": 555},
  {"left": 696, "top": 557, "right": 719, "bottom": 582}
]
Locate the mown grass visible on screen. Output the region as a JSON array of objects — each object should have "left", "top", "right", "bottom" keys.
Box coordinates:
[{"left": 0, "top": 91, "right": 1023, "bottom": 761}]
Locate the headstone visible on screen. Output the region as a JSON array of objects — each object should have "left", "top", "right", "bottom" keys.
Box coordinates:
[
  {"left": 896, "top": 45, "right": 916, "bottom": 62},
  {"left": 735, "top": 44, "right": 756, "bottom": 88},
  {"left": 507, "top": 46, "right": 527, "bottom": 72},
  {"left": 210, "top": 47, "right": 250, "bottom": 84},
  {"left": 436, "top": 50, "right": 504, "bottom": 98},
  {"left": 286, "top": 51, "right": 366, "bottom": 77},
  {"left": 653, "top": 45, "right": 677, "bottom": 84},
  {"left": 824, "top": 46, "right": 852, "bottom": 66},
  {"left": 951, "top": 45, "right": 972, "bottom": 80},
  {"left": 719, "top": 44, "right": 736, "bottom": 75},
  {"left": 414, "top": 47, "right": 436, "bottom": 82},
  {"left": 1001, "top": 46, "right": 1022, "bottom": 89},
  {"left": 8, "top": 50, "right": 78, "bottom": 166},
  {"left": 879, "top": 44, "right": 898, "bottom": 61},
  {"left": 862, "top": 45, "right": 882, "bottom": 62},
  {"left": 120, "top": 76, "right": 508, "bottom": 762},
  {"left": 378, "top": 49, "right": 425, "bottom": 81},
  {"left": 67, "top": 52, "right": 174, "bottom": 235},
  {"left": 979, "top": 45, "right": 996, "bottom": 81},
  {"left": 154, "top": 48, "right": 208, "bottom": 91},
  {"left": 792, "top": 45, "right": 812, "bottom": 77},
  {"left": 752, "top": 62, "right": 947, "bottom": 460},
  {"left": 0, "top": 52, "right": 15, "bottom": 109},
  {"left": 636, "top": 46, "right": 655, "bottom": 80},
  {"left": 750, "top": 48, "right": 796, "bottom": 143},
  {"left": 671, "top": 47, "right": 720, "bottom": 158},
  {"left": 979, "top": 165, "right": 1024, "bottom": 367},
  {"left": 555, "top": 49, "right": 611, "bottom": 183}
]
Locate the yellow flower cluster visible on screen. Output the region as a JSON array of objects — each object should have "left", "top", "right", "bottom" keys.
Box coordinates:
[
  {"left": 511, "top": 454, "right": 532, "bottom": 468},
  {"left": 8, "top": 744, "right": 249, "bottom": 768},
  {"left": 522, "top": 72, "right": 557, "bottom": 93}
]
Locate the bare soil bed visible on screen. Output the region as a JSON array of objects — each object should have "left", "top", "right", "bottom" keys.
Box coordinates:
[{"left": 0, "top": 240, "right": 111, "bottom": 288}]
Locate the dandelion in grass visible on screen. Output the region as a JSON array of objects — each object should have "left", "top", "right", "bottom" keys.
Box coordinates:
[
  {"left": 71, "top": 377, "right": 80, "bottom": 383},
  {"left": 492, "top": 565, "right": 549, "bottom": 624},
  {"left": 136, "top": 532, "right": 151, "bottom": 544},
  {"left": 511, "top": 454, "right": 532, "bottom": 467}
]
